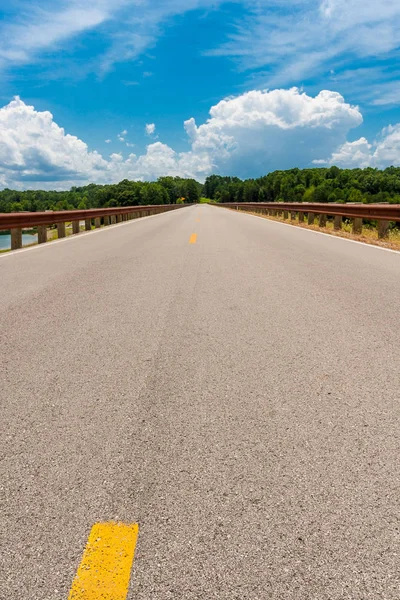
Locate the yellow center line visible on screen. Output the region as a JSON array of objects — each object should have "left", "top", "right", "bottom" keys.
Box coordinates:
[
  {"left": 189, "top": 233, "right": 197, "bottom": 244},
  {"left": 68, "top": 522, "right": 139, "bottom": 600}
]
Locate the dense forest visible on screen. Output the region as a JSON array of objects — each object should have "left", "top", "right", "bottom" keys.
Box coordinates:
[
  {"left": 203, "top": 167, "right": 400, "bottom": 204},
  {"left": 0, "top": 177, "right": 202, "bottom": 213},
  {"left": 1, "top": 167, "right": 400, "bottom": 213}
]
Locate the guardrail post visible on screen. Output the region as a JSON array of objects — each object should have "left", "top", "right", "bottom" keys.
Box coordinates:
[
  {"left": 104, "top": 216, "right": 110, "bottom": 226},
  {"left": 122, "top": 214, "right": 128, "bottom": 222},
  {"left": 378, "top": 220, "right": 390, "bottom": 239},
  {"left": 57, "top": 222, "right": 66, "bottom": 238},
  {"left": 72, "top": 220, "right": 80, "bottom": 235},
  {"left": 110, "top": 215, "right": 116, "bottom": 225},
  {"left": 283, "top": 210, "right": 289, "bottom": 219},
  {"left": 334, "top": 215, "right": 342, "bottom": 230},
  {"left": 85, "top": 219, "right": 92, "bottom": 231},
  {"left": 290, "top": 211, "right": 296, "bottom": 220},
  {"left": 298, "top": 211, "right": 304, "bottom": 222},
  {"left": 94, "top": 218, "right": 101, "bottom": 228},
  {"left": 308, "top": 212, "right": 315, "bottom": 225},
  {"left": 352, "top": 217, "right": 363, "bottom": 234},
  {"left": 319, "top": 213, "right": 327, "bottom": 227},
  {"left": 37, "top": 225, "right": 47, "bottom": 244},
  {"left": 117, "top": 214, "right": 123, "bottom": 223},
  {"left": 11, "top": 228, "right": 22, "bottom": 250}
]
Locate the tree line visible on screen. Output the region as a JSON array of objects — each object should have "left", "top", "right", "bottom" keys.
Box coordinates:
[
  {"left": 203, "top": 167, "right": 400, "bottom": 204},
  {"left": 0, "top": 177, "right": 201, "bottom": 213},
  {"left": 1, "top": 167, "right": 400, "bottom": 213}
]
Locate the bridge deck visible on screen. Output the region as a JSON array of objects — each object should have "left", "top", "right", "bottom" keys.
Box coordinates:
[{"left": 1, "top": 204, "right": 399, "bottom": 599}]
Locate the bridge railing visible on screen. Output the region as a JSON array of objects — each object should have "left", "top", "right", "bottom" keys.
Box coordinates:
[
  {"left": 0, "top": 204, "right": 186, "bottom": 250},
  {"left": 219, "top": 202, "right": 400, "bottom": 239}
]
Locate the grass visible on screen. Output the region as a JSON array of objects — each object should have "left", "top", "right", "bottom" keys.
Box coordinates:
[{"left": 233, "top": 208, "right": 400, "bottom": 251}]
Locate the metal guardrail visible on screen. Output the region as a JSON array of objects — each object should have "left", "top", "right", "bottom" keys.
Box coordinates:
[
  {"left": 220, "top": 202, "right": 400, "bottom": 239},
  {"left": 0, "top": 204, "right": 186, "bottom": 250}
]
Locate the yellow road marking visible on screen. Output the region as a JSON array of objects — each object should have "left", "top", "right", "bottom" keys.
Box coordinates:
[
  {"left": 189, "top": 233, "right": 197, "bottom": 244},
  {"left": 68, "top": 523, "right": 139, "bottom": 600},
  {"left": 196, "top": 218, "right": 200, "bottom": 223}
]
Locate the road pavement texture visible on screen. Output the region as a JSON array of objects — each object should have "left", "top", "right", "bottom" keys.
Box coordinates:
[{"left": 1, "top": 204, "right": 399, "bottom": 599}]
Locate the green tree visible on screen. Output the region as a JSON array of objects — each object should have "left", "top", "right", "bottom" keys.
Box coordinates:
[
  {"left": 347, "top": 188, "right": 365, "bottom": 203},
  {"left": 185, "top": 179, "right": 201, "bottom": 203}
]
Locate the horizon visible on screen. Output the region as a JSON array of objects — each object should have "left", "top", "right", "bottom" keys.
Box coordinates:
[{"left": 2, "top": 164, "right": 400, "bottom": 196}]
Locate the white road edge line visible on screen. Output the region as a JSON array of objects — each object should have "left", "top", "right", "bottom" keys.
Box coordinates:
[
  {"left": 226, "top": 207, "right": 400, "bottom": 255},
  {"left": 0, "top": 211, "right": 173, "bottom": 260}
]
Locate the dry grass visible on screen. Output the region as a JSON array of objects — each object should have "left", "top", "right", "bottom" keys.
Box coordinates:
[{"left": 237, "top": 209, "right": 400, "bottom": 252}]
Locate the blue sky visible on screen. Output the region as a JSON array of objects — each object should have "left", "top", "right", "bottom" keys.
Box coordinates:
[{"left": 0, "top": 0, "right": 400, "bottom": 189}]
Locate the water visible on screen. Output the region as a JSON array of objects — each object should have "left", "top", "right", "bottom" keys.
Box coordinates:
[{"left": 0, "top": 233, "right": 38, "bottom": 251}]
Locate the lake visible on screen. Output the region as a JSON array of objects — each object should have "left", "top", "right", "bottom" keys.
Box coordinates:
[{"left": 0, "top": 233, "right": 38, "bottom": 251}]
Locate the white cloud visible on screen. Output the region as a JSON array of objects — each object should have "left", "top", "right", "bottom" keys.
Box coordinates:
[
  {"left": 0, "top": 0, "right": 225, "bottom": 74},
  {"left": 314, "top": 138, "right": 373, "bottom": 168},
  {"left": 0, "top": 96, "right": 108, "bottom": 188},
  {"left": 319, "top": 125, "right": 400, "bottom": 169},
  {"left": 211, "top": 0, "right": 400, "bottom": 91},
  {"left": 105, "top": 139, "right": 111, "bottom": 143},
  {"left": 145, "top": 123, "right": 156, "bottom": 135},
  {"left": 1, "top": 90, "right": 397, "bottom": 191},
  {"left": 0, "top": 1, "right": 114, "bottom": 69},
  {"left": 0, "top": 96, "right": 208, "bottom": 188},
  {"left": 118, "top": 130, "right": 129, "bottom": 142},
  {"left": 1, "top": 0, "right": 399, "bottom": 106},
  {"left": 181, "top": 88, "right": 363, "bottom": 178}
]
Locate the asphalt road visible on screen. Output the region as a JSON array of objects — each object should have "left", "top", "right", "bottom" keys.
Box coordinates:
[{"left": 1, "top": 204, "right": 399, "bottom": 599}]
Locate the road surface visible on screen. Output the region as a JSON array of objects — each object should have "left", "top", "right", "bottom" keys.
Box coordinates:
[{"left": 1, "top": 204, "right": 399, "bottom": 599}]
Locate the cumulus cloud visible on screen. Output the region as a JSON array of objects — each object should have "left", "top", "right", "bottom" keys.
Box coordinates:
[
  {"left": 0, "top": 96, "right": 209, "bottom": 188},
  {"left": 0, "top": 96, "right": 108, "bottom": 188},
  {"left": 105, "top": 139, "right": 111, "bottom": 143},
  {"left": 182, "top": 88, "right": 363, "bottom": 178},
  {"left": 0, "top": 90, "right": 397, "bottom": 190},
  {"left": 318, "top": 125, "right": 400, "bottom": 169},
  {"left": 145, "top": 123, "right": 156, "bottom": 135}
]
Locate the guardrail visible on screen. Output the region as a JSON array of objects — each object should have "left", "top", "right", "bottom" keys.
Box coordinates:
[
  {"left": 220, "top": 202, "right": 400, "bottom": 239},
  {"left": 0, "top": 204, "right": 186, "bottom": 250}
]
